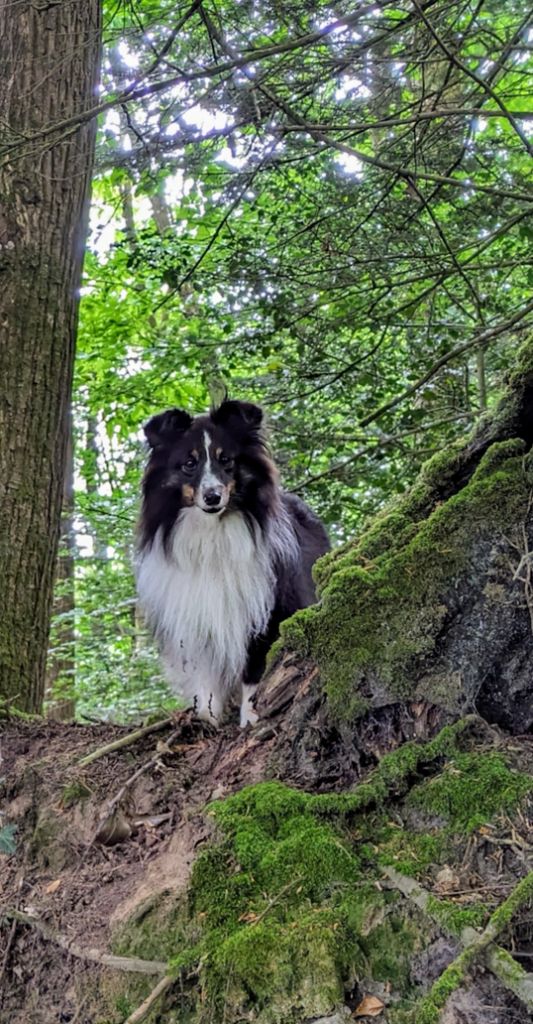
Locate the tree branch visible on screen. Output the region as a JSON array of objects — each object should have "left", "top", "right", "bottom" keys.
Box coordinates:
[
  {"left": 359, "top": 300, "right": 533, "bottom": 429},
  {"left": 412, "top": 0, "right": 533, "bottom": 156}
]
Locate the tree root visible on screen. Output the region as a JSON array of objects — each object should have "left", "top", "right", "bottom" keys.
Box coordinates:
[
  {"left": 382, "top": 866, "right": 533, "bottom": 1021},
  {"left": 1, "top": 909, "right": 167, "bottom": 975}
]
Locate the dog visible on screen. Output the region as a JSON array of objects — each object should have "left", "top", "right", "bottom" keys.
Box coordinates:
[{"left": 136, "top": 399, "right": 330, "bottom": 726}]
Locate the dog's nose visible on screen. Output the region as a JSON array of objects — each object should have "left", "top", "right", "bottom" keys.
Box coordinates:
[{"left": 204, "top": 489, "right": 222, "bottom": 507}]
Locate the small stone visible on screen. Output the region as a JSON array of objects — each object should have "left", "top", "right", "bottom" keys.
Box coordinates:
[{"left": 435, "top": 865, "right": 461, "bottom": 892}]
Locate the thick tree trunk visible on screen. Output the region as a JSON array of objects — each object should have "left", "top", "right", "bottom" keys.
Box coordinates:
[
  {"left": 0, "top": 1, "right": 101, "bottom": 712},
  {"left": 252, "top": 336, "right": 533, "bottom": 785},
  {"left": 45, "top": 430, "right": 76, "bottom": 721}
]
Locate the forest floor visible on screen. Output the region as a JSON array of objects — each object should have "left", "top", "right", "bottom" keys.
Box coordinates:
[
  {"left": 1, "top": 713, "right": 532, "bottom": 1024},
  {"left": 0, "top": 712, "right": 273, "bottom": 1024}
]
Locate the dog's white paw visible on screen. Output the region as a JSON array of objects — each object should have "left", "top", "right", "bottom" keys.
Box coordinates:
[{"left": 240, "top": 683, "right": 259, "bottom": 728}]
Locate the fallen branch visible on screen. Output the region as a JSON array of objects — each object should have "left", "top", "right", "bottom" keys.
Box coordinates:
[
  {"left": 77, "top": 717, "right": 174, "bottom": 768},
  {"left": 383, "top": 867, "right": 533, "bottom": 1018},
  {"left": 124, "top": 974, "right": 175, "bottom": 1024},
  {"left": 2, "top": 909, "right": 167, "bottom": 976}
]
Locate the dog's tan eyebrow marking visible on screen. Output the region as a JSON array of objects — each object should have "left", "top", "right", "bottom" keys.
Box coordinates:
[
  {"left": 192, "top": 449, "right": 199, "bottom": 458},
  {"left": 216, "top": 447, "right": 222, "bottom": 458}
]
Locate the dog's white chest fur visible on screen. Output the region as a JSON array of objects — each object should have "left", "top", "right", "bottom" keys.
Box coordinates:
[{"left": 137, "top": 507, "right": 275, "bottom": 721}]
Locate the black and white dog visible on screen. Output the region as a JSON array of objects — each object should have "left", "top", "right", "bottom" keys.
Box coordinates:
[{"left": 136, "top": 400, "right": 329, "bottom": 726}]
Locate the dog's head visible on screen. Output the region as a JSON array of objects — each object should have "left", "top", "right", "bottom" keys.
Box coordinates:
[{"left": 141, "top": 401, "right": 277, "bottom": 539}]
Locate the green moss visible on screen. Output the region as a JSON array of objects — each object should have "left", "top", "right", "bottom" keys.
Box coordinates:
[
  {"left": 280, "top": 438, "right": 530, "bottom": 723},
  {"left": 110, "top": 727, "right": 532, "bottom": 1023},
  {"left": 489, "top": 944, "right": 530, "bottom": 986},
  {"left": 0, "top": 698, "right": 41, "bottom": 721},
  {"left": 415, "top": 953, "right": 471, "bottom": 1024},
  {"left": 61, "top": 779, "right": 92, "bottom": 807},
  {"left": 372, "top": 749, "right": 531, "bottom": 879},
  {"left": 488, "top": 869, "right": 533, "bottom": 931},
  {"left": 407, "top": 752, "right": 533, "bottom": 833},
  {"left": 376, "top": 830, "right": 445, "bottom": 878},
  {"left": 112, "top": 771, "right": 439, "bottom": 1022},
  {"left": 425, "top": 895, "right": 487, "bottom": 937},
  {"left": 313, "top": 719, "right": 473, "bottom": 821},
  {"left": 175, "top": 785, "right": 364, "bottom": 1021}
]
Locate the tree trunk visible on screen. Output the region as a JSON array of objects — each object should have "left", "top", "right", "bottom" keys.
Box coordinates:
[
  {"left": 45, "top": 429, "right": 76, "bottom": 721},
  {"left": 254, "top": 334, "right": 533, "bottom": 782},
  {"left": 0, "top": 0, "right": 101, "bottom": 712}
]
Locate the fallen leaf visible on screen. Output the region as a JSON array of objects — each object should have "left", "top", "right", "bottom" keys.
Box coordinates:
[
  {"left": 353, "top": 994, "right": 385, "bottom": 1017},
  {"left": 44, "top": 879, "right": 61, "bottom": 894}
]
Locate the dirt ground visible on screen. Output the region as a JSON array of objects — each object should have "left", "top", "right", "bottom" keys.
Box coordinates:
[{"left": 0, "top": 716, "right": 236, "bottom": 1023}]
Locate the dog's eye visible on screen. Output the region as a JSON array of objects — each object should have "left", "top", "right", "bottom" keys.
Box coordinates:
[
  {"left": 183, "top": 456, "right": 197, "bottom": 471},
  {"left": 219, "top": 454, "right": 233, "bottom": 467}
]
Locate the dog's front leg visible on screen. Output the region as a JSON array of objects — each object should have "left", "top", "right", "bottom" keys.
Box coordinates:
[{"left": 193, "top": 678, "right": 224, "bottom": 725}]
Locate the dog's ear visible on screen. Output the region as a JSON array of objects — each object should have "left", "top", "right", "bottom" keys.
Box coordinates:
[
  {"left": 211, "top": 400, "right": 263, "bottom": 429},
  {"left": 144, "top": 408, "right": 192, "bottom": 448}
]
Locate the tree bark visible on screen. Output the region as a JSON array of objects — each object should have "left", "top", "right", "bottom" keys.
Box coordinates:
[
  {"left": 45, "top": 428, "right": 76, "bottom": 721},
  {"left": 0, "top": 0, "right": 101, "bottom": 712},
  {"left": 251, "top": 336, "right": 533, "bottom": 786}
]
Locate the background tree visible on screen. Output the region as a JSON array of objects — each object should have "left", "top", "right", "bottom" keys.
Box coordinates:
[{"left": 0, "top": 1, "right": 102, "bottom": 712}]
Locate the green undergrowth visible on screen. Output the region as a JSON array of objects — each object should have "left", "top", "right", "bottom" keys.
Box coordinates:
[
  {"left": 111, "top": 724, "right": 532, "bottom": 1023},
  {"left": 276, "top": 438, "right": 532, "bottom": 722}
]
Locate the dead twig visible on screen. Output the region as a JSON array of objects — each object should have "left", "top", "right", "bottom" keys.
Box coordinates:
[
  {"left": 77, "top": 716, "right": 174, "bottom": 768},
  {"left": 124, "top": 974, "right": 174, "bottom": 1024},
  {"left": 92, "top": 721, "right": 195, "bottom": 843},
  {"left": 248, "top": 877, "right": 302, "bottom": 928},
  {"left": 1, "top": 909, "right": 167, "bottom": 975}
]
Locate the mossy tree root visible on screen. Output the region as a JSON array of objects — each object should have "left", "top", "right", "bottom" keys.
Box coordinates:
[{"left": 383, "top": 868, "right": 533, "bottom": 1023}]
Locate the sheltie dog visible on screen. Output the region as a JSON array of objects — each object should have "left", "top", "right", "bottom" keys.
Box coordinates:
[{"left": 136, "top": 400, "right": 330, "bottom": 726}]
